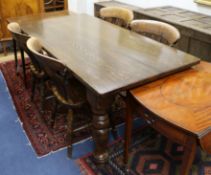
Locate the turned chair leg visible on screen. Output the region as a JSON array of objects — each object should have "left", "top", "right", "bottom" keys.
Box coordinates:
[
  {"left": 124, "top": 96, "right": 133, "bottom": 167},
  {"left": 20, "top": 49, "right": 27, "bottom": 88},
  {"left": 12, "top": 39, "right": 19, "bottom": 74},
  {"left": 66, "top": 109, "right": 74, "bottom": 158}
]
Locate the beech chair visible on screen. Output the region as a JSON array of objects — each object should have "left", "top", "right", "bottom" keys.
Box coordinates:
[
  {"left": 27, "top": 37, "right": 91, "bottom": 158},
  {"left": 124, "top": 21, "right": 180, "bottom": 170},
  {"left": 99, "top": 6, "right": 134, "bottom": 138},
  {"left": 7, "top": 22, "right": 29, "bottom": 87},
  {"left": 7, "top": 22, "right": 46, "bottom": 110},
  {"left": 99, "top": 7, "right": 134, "bottom": 138},
  {"left": 130, "top": 20, "right": 181, "bottom": 46},
  {"left": 99, "top": 6, "right": 134, "bottom": 28}
]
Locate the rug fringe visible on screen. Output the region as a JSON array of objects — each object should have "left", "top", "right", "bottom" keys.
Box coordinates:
[
  {"left": 0, "top": 71, "right": 39, "bottom": 157},
  {"left": 0, "top": 67, "right": 94, "bottom": 158}
]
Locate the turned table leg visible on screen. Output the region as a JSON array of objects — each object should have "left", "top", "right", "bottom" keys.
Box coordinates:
[
  {"left": 87, "top": 90, "right": 113, "bottom": 163},
  {"left": 124, "top": 94, "right": 133, "bottom": 165},
  {"left": 180, "top": 136, "right": 197, "bottom": 175}
]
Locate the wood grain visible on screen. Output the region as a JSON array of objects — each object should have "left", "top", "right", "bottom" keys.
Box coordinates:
[
  {"left": 10, "top": 13, "right": 200, "bottom": 95},
  {"left": 0, "top": 0, "right": 42, "bottom": 39},
  {"left": 0, "top": 17, "right": 2, "bottom": 39},
  {"left": 130, "top": 61, "right": 211, "bottom": 154}
]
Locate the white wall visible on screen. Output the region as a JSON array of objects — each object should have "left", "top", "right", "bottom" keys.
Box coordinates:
[
  {"left": 68, "top": 0, "right": 211, "bottom": 15},
  {"left": 68, "top": 0, "right": 98, "bottom": 15}
]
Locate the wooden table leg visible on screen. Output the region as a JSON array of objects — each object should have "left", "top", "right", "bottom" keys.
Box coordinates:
[
  {"left": 180, "top": 136, "right": 197, "bottom": 175},
  {"left": 124, "top": 95, "right": 133, "bottom": 165},
  {"left": 87, "top": 90, "right": 113, "bottom": 163}
]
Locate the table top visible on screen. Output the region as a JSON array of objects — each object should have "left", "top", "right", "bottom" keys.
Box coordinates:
[
  {"left": 10, "top": 12, "right": 200, "bottom": 95},
  {"left": 130, "top": 61, "right": 211, "bottom": 140}
]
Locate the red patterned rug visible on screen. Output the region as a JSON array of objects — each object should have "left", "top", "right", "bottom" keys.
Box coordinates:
[
  {"left": 77, "top": 127, "right": 211, "bottom": 175},
  {"left": 0, "top": 60, "right": 124, "bottom": 157}
]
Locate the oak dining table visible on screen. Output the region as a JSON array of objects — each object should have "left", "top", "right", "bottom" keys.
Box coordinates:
[{"left": 8, "top": 11, "right": 200, "bottom": 163}]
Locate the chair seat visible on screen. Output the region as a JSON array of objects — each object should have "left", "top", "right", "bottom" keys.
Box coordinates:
[
  {"left": 30, "top": 64, "right": 45, "bottom": 77},
  {"left": 49, "top": 78, "right": 86, "bottom": 107}
]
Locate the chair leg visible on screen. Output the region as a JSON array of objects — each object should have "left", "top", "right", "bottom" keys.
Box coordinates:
[
  {"left": 12, "top": 39, "right": 18, "bottom": 74},
  {"left": 66, "top": 109, "right": 74, "bottom": 158},
  {"left": 40, "top": 78, "right": 45, "bottom": 112},
  {"left": 51, "top": 99, "right": 58, "bottom": 128},
  {"left": 20, "top": 49, "right": 27, "bottom": 88},
  {"left": 124, "top": 96, "right": 133, "bottom": 168},
  {"left": 2, "top": 42, "right": 7, "bottom": 56},
  {"left": 31, "top": 74, "right": 37, "bottom": 101},
  {"left": 108, "top": 110, "right": 118, "bottom": 140}
]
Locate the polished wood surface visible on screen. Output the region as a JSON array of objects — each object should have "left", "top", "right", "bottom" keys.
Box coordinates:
[
  {"left": 125, "top": 61, "right": 211, "bottom": 174},
  {"left": 8, "top": 11, "right": 70, "bottom": 24},
  {"left": 130, "top": 61, "right": 211, "bottom": 154},
  {"left": 0, "top": 0, "right": 43, "bottom": 40},
  {"left": 0, "top": 17, "right": 2, "bottom": 39},
  {"left": 10, "top": 12, "right": 200, "bottom": 95}
]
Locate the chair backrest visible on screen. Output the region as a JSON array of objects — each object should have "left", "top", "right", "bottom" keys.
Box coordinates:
[
  {"left": 7, "top": 22, "right": 21, "bottom": 34},
  {"left": 27, "top": 37, "right": 70, "bottom": 99},
  {"left": 99, "top": 7, "right": 134, "bottom": 28},
  {"left": 7, "top": 22, "right": 41, "bottom": 70},
  {"left": 7, "top": 22, "right": 30, "bottom": 50},
  {"left": 130, "top": 20, "right": 181, "bottom": 46}
]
